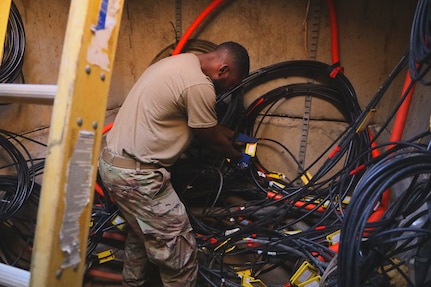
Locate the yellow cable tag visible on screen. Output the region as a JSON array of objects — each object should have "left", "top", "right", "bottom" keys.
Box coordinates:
[
  {"left": 283, "top": 230, "right": 302, "bottom": 235},
  {"left": 111, "top": 215, "right": 126, "bottom": 230},
  {"left": 342, "top": 196, "right": 351, "bottom": 205},
  {"left": 245, "top": 143, "right": 257, "bottom": 157},
  {"left": 97, "top": 249, "right": 115, "bottom": 264},
  {"left": 269, "top": 181, "right": 285, "bottom": 189},
  {"left": 267, "top": 172, "right": 284, "bottom": 179},
  {"left": 236, "top": 269, "right": 267, "bottom": 287},
  {"left": 291, "top": 261, "right": 318, "bottom": 285},
  {"left": 326, "top": 230, "right": 341, "bottom": 246},
  {"left": 356, "top": 108, "right": 376, "bottom": 133},
  {"left": 301, "top": 171, "right": 313, "bottom": 185},
  {"left": 298, "top": 276, "right": 321, "bottom": 287}
]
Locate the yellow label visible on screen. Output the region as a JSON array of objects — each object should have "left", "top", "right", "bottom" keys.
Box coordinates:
[{"left": 245, "top": 143, "right": 257, "bottom": 157}]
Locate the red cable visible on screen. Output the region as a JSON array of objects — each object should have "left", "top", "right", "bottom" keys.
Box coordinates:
[
  {"left": 326, "top": 0, "right": 340, "bottom": 65},
  {"left": 86, "top": 268, "right": 123, "bottom": 281},
  {"left": 325, "top": 0, "right": 414, "bottom": 228},
  {"left": 365, "top": 72, "right": 416, "bottom": 226},
  {"left": 366, "top": 71, "right": 416, "bottom": 224},
  {"left": 388, "top": 71, "right": 416, "bottom": 148},
  {"left": 94, "top": 182, "right": 106, "bottom": 198},
  {"left": 366, "top": 129, "right": 390, "bottom": 224},
  {"left": 102, "top": 122, "right": 114, "bottom": 134},
  {"left": 172, "top": 0, "right": 224, "bottom": 55}
]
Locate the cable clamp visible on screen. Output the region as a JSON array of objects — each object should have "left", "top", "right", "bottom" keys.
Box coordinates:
[{"left": 329, "top": 61, "right": 344, "bottom": 78}]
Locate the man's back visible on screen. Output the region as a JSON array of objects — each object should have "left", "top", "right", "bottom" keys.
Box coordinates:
[{"left": 106, "top": 53, "right": 217, "bottom": 166}]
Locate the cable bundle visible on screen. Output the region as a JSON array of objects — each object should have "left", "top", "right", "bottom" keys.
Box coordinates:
[
  {"left": 338, "top": 147, "right": 431, "bottom": 287},
  {"left": 0, "top": 182, "right": 40, "bottom": 269},
  {"left": 171, "top": 60, "right": 369, "bottom": 286},
  {"left": 0, "top": 129, "right": 45, "bottom": 268},
  {"left": 171, "top": 52, "right": 431, "bottom": 285},
  {"left": 0, "top": 131, "right": 35, "bottom": 221},
  {"left": 409, "top": 0, "right": 431, "bottom": 84},
  {"left": 0, "top": 1, "right": 25, "bottom": 83}
]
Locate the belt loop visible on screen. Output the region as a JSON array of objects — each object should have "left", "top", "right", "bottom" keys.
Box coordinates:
[{"left": 135, "top": 160, "right": 140, "bottom": 172}]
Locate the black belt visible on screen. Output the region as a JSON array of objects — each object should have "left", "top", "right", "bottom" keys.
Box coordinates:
[{"left": 101, "top": 148, "right": 161, "bottom": 170}]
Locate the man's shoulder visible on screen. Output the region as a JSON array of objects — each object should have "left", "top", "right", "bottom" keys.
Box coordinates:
[{"left": 161, "top": 53, "right": 198, "bottom": 65}]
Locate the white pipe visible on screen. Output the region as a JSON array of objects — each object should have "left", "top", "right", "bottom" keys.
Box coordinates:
[
  {"left": 0, "top": 263, "right": 30, "bottom": 287},
  {"left": 0, "top": 83, "right": 56, "bottom": 104}
]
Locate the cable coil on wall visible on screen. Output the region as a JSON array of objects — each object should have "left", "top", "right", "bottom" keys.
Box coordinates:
[{"left": 0, "top": 1, "right": 25, "bottom": 83}]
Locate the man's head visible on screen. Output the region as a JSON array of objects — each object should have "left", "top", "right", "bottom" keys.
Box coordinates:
[{"left": 198, "top": 41, "right": 250, "bottom": 94}]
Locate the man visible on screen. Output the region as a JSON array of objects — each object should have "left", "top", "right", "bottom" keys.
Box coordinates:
[{"left": 98, "top": 41, "right": 250, "bottom": 287}]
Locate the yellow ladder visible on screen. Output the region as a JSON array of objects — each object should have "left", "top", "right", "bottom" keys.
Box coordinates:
[{"left": 0, "top": 0, "right": 125, "bottom": 286}]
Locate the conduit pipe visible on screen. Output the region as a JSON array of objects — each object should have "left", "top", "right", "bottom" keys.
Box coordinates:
[
  {"left": 326, "top": 0, "right": 340, "bottom": 65},
  {"left": 172, "top": 0, "right": 224, "bottom": 55},
  {"left": 368, "top": 72, "right": 416, "bottom": 223},
  {"left": 367, "top": 71, "right": 416, "bottom": 224},
  {"left": 0, "top": 83, "right": 56, "bottom": 104},
  {"left": 325, "top": 0, "right": 395, "bottom": 226},
  {"left": 0, "top": 263, "right": 29, "bottom": 287},
  {"left": 388, "top": 71, "right": 416, "bottom": 146}
]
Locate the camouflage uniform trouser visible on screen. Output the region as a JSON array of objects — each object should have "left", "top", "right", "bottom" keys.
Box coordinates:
[{"left": 98, "top": 158, "right": 198, "bottom": 287}]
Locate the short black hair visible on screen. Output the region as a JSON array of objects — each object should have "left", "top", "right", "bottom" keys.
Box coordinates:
[{"left": 216, "top": 41, "right": 250, "bottom": 80}]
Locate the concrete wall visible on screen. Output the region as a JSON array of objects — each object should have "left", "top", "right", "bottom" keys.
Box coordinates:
[{"left": 0, "top": 0, "right": 426, "bottom": 174}]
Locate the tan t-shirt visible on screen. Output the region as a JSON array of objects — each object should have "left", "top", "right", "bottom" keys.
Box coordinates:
[{"left": 106, "top": 53, "right": 217, "bottom": 167}]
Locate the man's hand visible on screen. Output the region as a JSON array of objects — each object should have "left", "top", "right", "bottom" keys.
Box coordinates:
[
  {"left": 235, "top": 152, "right": 251, "bottom": 169},
  {"left": 193, "top": 125, "right": 242, "bottom": 160},
  {"left": 235, "top": 133, "right": 258, "bottom": 144}
]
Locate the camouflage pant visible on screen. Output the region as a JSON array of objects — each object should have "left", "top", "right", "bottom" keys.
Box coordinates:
[{"left": 98, "top": 158, "right": 198, "bottom": 287}]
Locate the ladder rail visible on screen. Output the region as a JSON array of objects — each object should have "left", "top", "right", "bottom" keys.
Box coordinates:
[{"left": 29, "top": 0, "right": 125, "bottom": 285}]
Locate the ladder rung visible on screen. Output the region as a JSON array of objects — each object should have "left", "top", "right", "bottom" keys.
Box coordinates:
[
  {"left": 0, "top": 84, "right": 57, "bottom": 105},
  {"left": 0, "top": 263, "right": 29, "bottom": 287}
]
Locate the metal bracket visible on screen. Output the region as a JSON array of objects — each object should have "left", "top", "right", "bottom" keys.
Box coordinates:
[{"left": 297, "top": 0, "right": 322, "bottom": 184}]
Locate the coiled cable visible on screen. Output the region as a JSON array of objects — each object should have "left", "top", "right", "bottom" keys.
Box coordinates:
[
  {"left": 338, "top": 149, "right": 431, "bottom": 287},
  {"left": 409, "top": 0, "right": 431, "bottom": 84},
  {"left": 0, "top": 1, "right": 25, "bottom": 83}
]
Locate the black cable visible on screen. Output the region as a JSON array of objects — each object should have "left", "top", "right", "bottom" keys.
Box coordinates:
[
  {"left": 0, "top": 138, "right": 32, "bottom": 221},
  {"left": 170, "top": 55, "right": 424, "bottom": 286},
  {"left": 0, "top": 1, "right": 25, "bottom": 83},
  {"left": 409, "top": 0, "right": 431, "bottom": 84},
  {"left": 0, "top": 182, "right": 40, "bottom": 269},
  {"left": 338, "top": 150, "right": 431, "bottom": 287}
]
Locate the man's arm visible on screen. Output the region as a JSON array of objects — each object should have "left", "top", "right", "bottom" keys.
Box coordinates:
[{"left": 192, "top": 125, "right": 242, "bottom": 161}]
